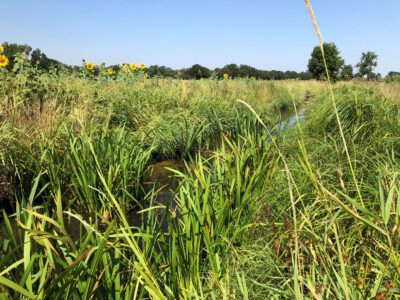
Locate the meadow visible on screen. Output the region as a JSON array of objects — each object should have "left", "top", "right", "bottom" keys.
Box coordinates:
[{"left": 1, "top": 63, "right": 400, "bottom": 299}]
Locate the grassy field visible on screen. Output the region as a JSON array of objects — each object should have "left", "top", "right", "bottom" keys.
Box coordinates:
[{"left": 1, "top": 67, "right": 400, "bottom": 298}]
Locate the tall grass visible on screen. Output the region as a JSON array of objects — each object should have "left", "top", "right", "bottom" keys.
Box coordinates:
[{"left": 2, "top": 61, "right": 400, "bottom": 298}]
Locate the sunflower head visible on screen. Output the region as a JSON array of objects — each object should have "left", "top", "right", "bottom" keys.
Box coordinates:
[
  {"left": 140, "top": 63, "right": 146, "bottom": 70},
  {"left": 0, "top": 55, "right": 9, "bottom": 67},
  {"left": 130, "top": 63, "right": 137, "bottom": 70},
  {"left": 107, "top": 68, "right": 115, "bottom": 75},
  {"left": 0, "top": 45, "right": 4, "bottom": 53},
  {"left": 121, "top": 63, "right": 129, "bottom": 72},
  {"left": 85, "top": 62, "right": 94, "bottom": 71},
  {"left": 223, "top": 73, "right": 229, "bottom": 79}
]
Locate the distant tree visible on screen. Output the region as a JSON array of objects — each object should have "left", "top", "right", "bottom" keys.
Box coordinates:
[
  {"left": 339, "top": 64, "right": 354, "bottom": 81},
  {"left": 387, "top": 71, "right": 400, "bottom": 77},
  {"left": 182, "top": 64, "right": 211, "bottom": 79},
  {"left": 265, "top": 70, "right": 285, "bottom": 80},
  {"left": 1, "top": 42, "right": 65, "bottom": 71},
  {"left": 31, "top": 48, "right": 64, "bottom": 71},
  {"left": 356, "top": 51, "right": 378, "bottom": 80},
  {"left": 385, "top": 71, "right": 400, "bottom": 82},
  {"left": 30, "top": 49, "right": 43, "bottom": 66},
  {"left": 225, "top": 64, "right": 240, "bottom": 78},
  {"left": 214, "top": 67, "right": 224, "bottom": 79},
  {"left": 147, "top": 65, "right": 178, "bottom": 78},
  {"left": 216, "top": 64, "right": 240, "bottom": 79},
  {"left": 2, "top": 42, "right": 32, "bottom": 70},
  {"left": 284, "top": 71, "right": 298, "bottom": 79},
  {"left": 307, "top": 42, "right": 344, "bottom": 81},
  {"left": 239, "top": 64, "right": 258, "bottom": 78},
  {"left": 298, "top": 72, "right": 312, "bottom": 80},
  {"left": 0, "top": 40, "right": 316, "bottom": 81}
]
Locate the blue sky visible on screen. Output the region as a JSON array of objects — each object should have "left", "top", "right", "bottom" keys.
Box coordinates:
[{"left": 1, "top": 1, "right": 399, "bottom": 74}]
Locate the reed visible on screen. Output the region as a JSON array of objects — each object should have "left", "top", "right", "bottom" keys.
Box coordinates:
[{"left": 1, "top": 61, "right": 400, "bottom": 298}]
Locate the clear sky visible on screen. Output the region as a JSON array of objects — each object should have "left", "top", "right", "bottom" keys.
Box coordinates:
[{"left": 1, "top": 1, "right": 399, "bottom": 75}]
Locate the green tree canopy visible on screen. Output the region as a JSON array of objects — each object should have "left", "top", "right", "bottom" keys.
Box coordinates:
[
  {"left": 147, "top": 65, "right": 178, "bottom": 78},
  {"left": 387, "top": 71, "right": 400, "bottom": 77},
  {"left": 340, "top": 64, "right": 354, "bottom": 81},
  {"left": 307, "top": 42, "right": 344, "bottom": 81},
  {"left": 2, "top": 42, "right": 32, "bottom": 70},
  {"left": 182, "top": 64, "right": 212, "bottom": 79},
  {"left": 238, "top": 64, "right": 258, "bottom": 78},
  {"left": 356, "top": 51, "right": 378, "bottom": 80},
  {"left": 216, "top": 64, "right": 240, "bottom": 79},
  {"left": 2, "top": 42, "right": 65, "bottom": 71},
  {"left": 31, "top": 49, "right": 64, "bottom": 71}
]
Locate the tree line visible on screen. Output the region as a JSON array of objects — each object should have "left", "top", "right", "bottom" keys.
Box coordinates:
[
  {"left": 1, "top": 42, "right": 313, "bottom": 80},
  {"left": 1, "top": 41, "right": 399, "bottom": 81},
  {"left": 175, "top": 64, "right": 312, "bottom": 80},
  {"left": 1, "top": 42, "right": 67, "bottom": 71},
  {"left": 307, "top": 42, "right": 397, "bottom": 81}
]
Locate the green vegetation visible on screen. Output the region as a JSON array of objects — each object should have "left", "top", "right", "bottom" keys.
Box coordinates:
[
  {"left": 339, "top": 64, "right": 354, "bottom": 81},
  {"left": 307, "top": 43, "right": 383, "bottom": 83},
  {"left": 1, "top": 49, "right": 400, "bottom": 299},
  {"left": 0, "top": 41, "right": 314, "bottom": 80},
  {"left": 356, "top": 51, "right": 380, "bottom": 80},
  {"left": 307, "top": 42, "right": 344, "bottom": 81}
]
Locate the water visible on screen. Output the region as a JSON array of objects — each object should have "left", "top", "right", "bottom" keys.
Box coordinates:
[
  {"left": 0, "top": 160, "right": 187, "bottom": 239},
  {"left": 1, "top": 111, "right": 306, "bottom": 236},
  {"left": 276, "top": 110, "right": 305, "bottom": 129},
  {"left": 139, "top": 111, "right": 308, "bottom": 212},
  {"left": 266, "top": 110, "right": 305, "bottom": 138},
  {"left": 144, "top": 160, "right": 185, "bottom": 189},
  {"left": 142, "top": 159, "right": 186, "bottom": 206}
]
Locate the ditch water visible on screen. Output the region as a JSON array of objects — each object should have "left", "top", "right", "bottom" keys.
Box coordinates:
[
  {"left": 0, "top": 111, "right": 306, "bottom": 237},
  {"left": 143, "top": 110, "right": 307, "bottom": 202},
  {"left": 137, "top": 159, "right": 186, "bottom": 215},
  {"left": 273, "top": 110, "right": 305, "bottom": 132}
]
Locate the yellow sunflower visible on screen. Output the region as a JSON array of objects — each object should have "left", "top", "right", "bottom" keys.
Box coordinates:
[
  {"left": 0, "top": 45, "right": 4, "bottom": 53},
  {"left": 130, "top": 63, "right": 137, "bottom": 70},
  {"left": 140, "top": 63, "right": 146, "bottom": 70},
  {"left": 0, "top": 55, "right": 9, "bottom": 67},
  {"left": 107, "top": 68, "right": 115, "bottom": 75},
  {"left": 121, "top": 63, "right": 128, "bottom": 72},
  {"left": 223, "top": 73, "right": 229, "bottom": 79},
  {"left": 85, "top": 62, "right": 94, "bottom": 71}
]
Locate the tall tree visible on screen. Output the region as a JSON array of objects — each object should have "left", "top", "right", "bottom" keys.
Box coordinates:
[
  {"left": 339, "top": 64, "right": 354, "bottom": 81},
  {"left": 147, "top": 65, "right": 177, "bottom": 78},
  {"left": 182, "top": 64, "right": 211, "bottom": 79},
  {"left": 31, "top": 48, "right": 64, "bottom": 70},
  {"left": 356, "top": 51, "right": 378, "bottom": 80},
  {"left": 307, "top": 42, "right": 344, "bottom": 81},
  {"left": 239, "top": 64, "right": 257, "bottom": 78},
  {"left": 217, "top": 64, "right": 240, "bottom": 79}
]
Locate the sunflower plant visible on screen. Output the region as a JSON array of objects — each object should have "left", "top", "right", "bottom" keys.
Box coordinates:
[
  {"left": 81, "top": 61, "right": 96, "bottom": 77},
  {"left": 85, "top": 62, "right": 94, "bottom": 72},
  {"left": 130, "top": 63, "right": 137, "bottom": 71},
  {"left": 107, "top": 67, "right": 115, "bottom": 75},
  {"left": 0, "top": 55, "right": 9, "bottom": 68}
]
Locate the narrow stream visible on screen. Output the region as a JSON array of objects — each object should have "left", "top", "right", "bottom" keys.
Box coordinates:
[
  {"left": 1, "top": 111, "right": 306, "bottom": 237},
  {"left": 272, "top": 110, "right": 305, "bottom": 132}
]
